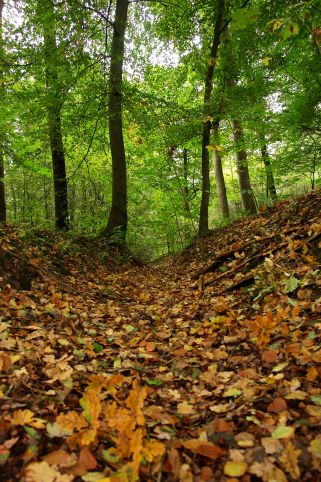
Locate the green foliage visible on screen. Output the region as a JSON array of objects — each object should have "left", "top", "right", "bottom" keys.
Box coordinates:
[{"left": 0, "top": 0, "right": 320, "bottom": 258}]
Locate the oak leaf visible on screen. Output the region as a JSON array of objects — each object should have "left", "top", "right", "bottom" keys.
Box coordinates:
[
  {"left": 125, "top": 380, "right": 147, "bottom": 426},
  {"left": 279, "top": 441, "right": 301, "bottom": 480}
]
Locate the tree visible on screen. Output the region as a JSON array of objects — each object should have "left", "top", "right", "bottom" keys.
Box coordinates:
[
  {"left": 212, "top": 122, "right": 229, "bottom": 218},
  {"left": 199, "top": 0, "right": 225, "bottom": 236},
  {"left": 39, "top": 0, "right": 69, "bottom": 230},
  {"left": 104, "top": 0, "right": 129, "bottom": 240},
  {"left": 231, "top": 118, "right": 257, "bottom": 214},
  {"left": 0, "top": 0, "right": 6, "bottom": 222}
]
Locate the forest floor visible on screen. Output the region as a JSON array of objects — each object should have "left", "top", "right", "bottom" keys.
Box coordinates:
[{"left": 1, "top": 190, "right": 321, "bottom": 482}]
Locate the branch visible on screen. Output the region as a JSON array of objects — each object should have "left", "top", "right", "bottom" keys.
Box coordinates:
[{"left": 70, "top": 0, "right": 114, "bottom": 27}]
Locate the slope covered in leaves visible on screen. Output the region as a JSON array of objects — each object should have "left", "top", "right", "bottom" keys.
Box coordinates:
[{"left": 1, "top": 190, "right": 321, "bottom": 482}]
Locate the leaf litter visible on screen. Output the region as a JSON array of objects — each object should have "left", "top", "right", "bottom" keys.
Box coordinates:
[{"left": 1, "top": 190, "right": 321, "bottom": 481}]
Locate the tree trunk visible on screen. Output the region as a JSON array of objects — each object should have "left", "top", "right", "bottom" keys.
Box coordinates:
[
  {"left": 260, "top": 142, "right": 277, "bottom": 202},
  {"left": 41, "top": 0, "right": 69, "bottom": 231},
  {"left": 212, "top": 123, "right": 229, "bottom": 218},
  {"left": 0, "top": 0, "right": 6, "bottom": 222},
  {"left": 199, "top": 0, "right": 225, "bottom": 236},
  {"left": 104, "top": 0, "right": 129, "bottom": 240},
  {"left": 232, "top": 119, "right": 257, "bottom": 214}
]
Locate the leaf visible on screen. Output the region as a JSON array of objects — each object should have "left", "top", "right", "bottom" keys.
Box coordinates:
[
  {"left": 177, "top": 401, "right": 195, "bottom": 415},
  {"left": 223, "top": 388, "right": 242, "bottom": 398},
  {"left": 205, "top": 145, "right": 215, "bottom": 152},
  {"left": 92, "top": 342, "right": 104, "bottom": 353},
  {"left": 125, "top": 380, "right": 147, "bottom": 425},
  {"left": 283, "top": 277, "right": 300, "bottom": 293},
  {"left": 146, "top": 379, "right": 163, "bottom": 386},
  {"left": 80, "top": 388, "right": 102, "bottom": 426},
  {"left": 43, "top": 449, "right": 76, "bottom": 468},
  {"left": 25, "top": 461, "right": 74, "bottom": 482},
  {"left": 142, "top": 439, "right": 165, "bottom": 462},
  {"left": 268, "top": 397, "right": 287, "bottom": 413},
  {"left": 182, "top": 439, "right": 225, "bottom": 460},
  {"left": 311, "top": 395, "right": 321, "bottom": 405},
  {"left": 309, "top": 438, "right": 321, "bottom": 459},
  {"left": 279, "top": 441, "right": 301, "bottom": 479},
  {"left": 223, "top": 460, "right": 248, "bottom": 477},
  {"left": 281, "top": 23, "right": 300, "bottom": 39},
  {"left": 11, "top": 410, "right": 46, "bottom": 429},
  {"left": 262, "top": 56, "right": 271, "bottom": 67},
  {"left": 272, "top": 426, "right": 295, "bottom": 439}
]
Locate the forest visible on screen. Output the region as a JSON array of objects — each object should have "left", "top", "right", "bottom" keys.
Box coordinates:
[
  {"left": 0, "top": 0, "right": 319, "bottom": 257},
  {"left": 1, "top": 1, "right": 321, "bottom": 482}
]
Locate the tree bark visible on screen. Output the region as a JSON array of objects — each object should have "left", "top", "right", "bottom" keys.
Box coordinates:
[
  {"left": 212, "top": 123, "right": 229, "bottom": 218},
  {"left": 0, "top": 0, "right": 6, "bottom": 222},
  {"left": 260, "top": 142, "right": 277, "bottom": 202},
  {"left": 104, "top": 0, "right": 129, "bottom": 240},
  {"left": 199, "top": 0, "right": 225, "bottom": 236},
  {"left": 41, "top": 0, "right": 69, "bottom": 231},
  {"left": 232, "top": 119, "right": 257, "bottom": 214}
]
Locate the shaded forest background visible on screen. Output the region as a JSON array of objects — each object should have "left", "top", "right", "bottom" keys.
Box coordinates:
[{"left": 0, "top": 0, "right": 320, "bottom": 259}]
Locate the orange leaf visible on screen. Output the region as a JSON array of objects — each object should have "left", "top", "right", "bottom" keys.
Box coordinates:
[{"left": 262, "top": 350, "right": 278, "bottom": 364}]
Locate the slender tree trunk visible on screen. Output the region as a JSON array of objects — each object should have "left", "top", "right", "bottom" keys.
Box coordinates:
[
  {"left": 199, "top": 0, "right": 225, "bottom": 236},
  {"left": 260, "top": 142, "right": 277, "bottom": 202},
  {"left": 232, "top": 119, "right": 257, "bottom": 214},
  {"left": 212, "top": 123, "right": 229, "bottom": 218},
  {"left": 41, "top": 0, "right": 69, "bottom": 231},
  {"left": 104, "top": 0, "right": 129, "bottom": 240},
  {"left": 0, "top": 0, "right": 6, "bottom": 222}
]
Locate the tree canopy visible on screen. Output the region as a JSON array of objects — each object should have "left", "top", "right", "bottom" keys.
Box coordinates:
[{"left": 0, "top": 0, "right": 320, "bottom": 257}]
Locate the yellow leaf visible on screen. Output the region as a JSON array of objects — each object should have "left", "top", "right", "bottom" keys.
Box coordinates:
[
  {"left": 125, "top": 380, "right": 147, "bottom": 426},
  {"left": 56, "top": 411, "right": 87, "bottom": 434},
  {"left": 224, "top": 461, "right": 248, "bottom": 477},
  {"left": 279, "top": 441, "right": 301, "bottom": 479},
  {"left": 205, "top": 145, "right": 215, "bottom": 152},
  {"left": 10, "top": 410, "right": 46, "bottom": 429},
  {"left": 142, "top": 439, "right": 165, "bottom": 462},
  {"left": 80, "top": 387, "right": 101, "bottom": 426},
  {"left": 262, "top": 56, "right": 271, "bottom": 67},
  {"left": 183, "top": 344, "right": 194, "bottom": 351},
  {"left": 25, "top": 461, "right": 74, "bottom": 482}
]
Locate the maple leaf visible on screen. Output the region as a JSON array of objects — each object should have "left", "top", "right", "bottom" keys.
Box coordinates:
[
  {"left": 25, "top": 461, "right": 74, "bottom": 482},
  {"left": 10, "top": 410, "right": 46, "bottom": 429},
  {"left": 279, "top": 441, "right": 301, "bottom": 480}
]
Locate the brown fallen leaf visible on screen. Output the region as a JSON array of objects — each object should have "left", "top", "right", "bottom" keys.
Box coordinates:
[{"left": 182, "top": 439, "right": 225, "bottom": 460}]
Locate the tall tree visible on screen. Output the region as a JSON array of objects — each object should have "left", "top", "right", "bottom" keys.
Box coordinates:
[
  {"left": 199, "top": 0, "right": 225, "bottom": 236},
  {"left": 212, "top": 122, "right": 229, "bottom": 218},
  {"left": 104, "top": 0, "right": 129, "bottom": 240},
  {"left": 0, "top": 0, "right": 6, "bottom": 222},
  {"left": 40, "top": 0, "right": 69, "bottom": 230},
  {"left": 231, "top": 119, "right": 257, "bottom": 214}
]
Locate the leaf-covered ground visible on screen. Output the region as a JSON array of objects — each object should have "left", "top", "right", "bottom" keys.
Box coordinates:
[{"left": 1, "top": 190, "right": 321, "bottom": 482}]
